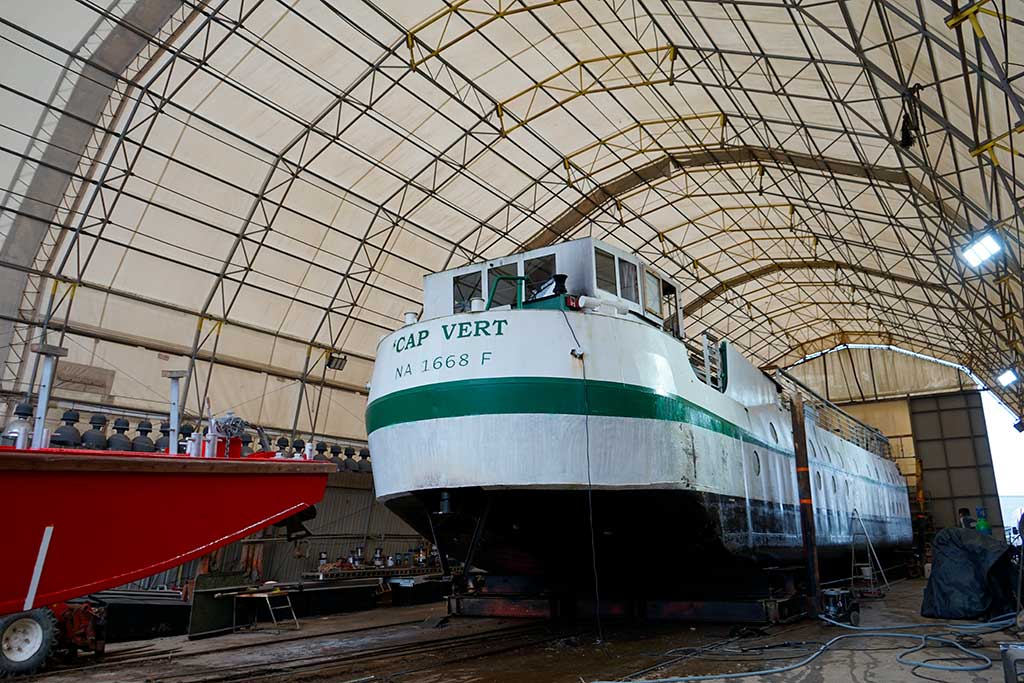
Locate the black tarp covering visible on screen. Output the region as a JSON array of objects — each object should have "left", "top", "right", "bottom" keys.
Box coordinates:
[{"left": 921, "top": 528, "right": 1016, "bottom": 619}]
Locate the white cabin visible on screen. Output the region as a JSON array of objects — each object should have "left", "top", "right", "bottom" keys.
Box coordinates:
[{"left": 423, "top": 238, "right": 683, "bottom": 337}]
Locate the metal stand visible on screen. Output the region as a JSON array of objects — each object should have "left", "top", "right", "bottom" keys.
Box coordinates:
[
  {"left": 232, "top": 590, "right": 299, "bottom": 633},
  {"left": 449, "top": 568, "right": 805, "bottom": 624},
  {"left": 29, "top": 343, "right": 68, "bottom": 448},
  {"left": 849, "top": 508, "right": 889, "bottom": 596},
  {"left": 1000, "top": 642, "right": 1024, "bottom": 683},
  {"left": 161, "top": 370, "right": 187, "bottom": 454}
]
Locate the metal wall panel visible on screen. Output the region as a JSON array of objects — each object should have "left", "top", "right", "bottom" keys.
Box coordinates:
[
  {"left": 910, "top": 391, "right": 1002, "bottom": 535},
  {"left": 124, "top": 472, "right": 426, "bottom": 589},
  {"left": 262, "top": 473, "right": 425, "bottom": 581}
]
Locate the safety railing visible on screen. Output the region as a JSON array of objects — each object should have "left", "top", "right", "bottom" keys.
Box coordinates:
[
  {"left": 485, "top": 275, "right": 528, "bottom": 310},
  {"left": 683, "top": 332, "right": 722, "bottom": 390},
  {"left": 775, "top": 368, "right": 893, "bottom": 460}
]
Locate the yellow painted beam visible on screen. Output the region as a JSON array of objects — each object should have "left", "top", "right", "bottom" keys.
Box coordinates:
[
  {"left": 497, "top": 45, "right": 678, "bottom": 135},
  {"left": 562, "top": 114, "right": 726, "bottom": 185},
  {"left": 407, "top": 0, "right": 574, "bottom": 68},
  {"left": 657, "top": 203, "right": 795, "bottom": 240}
]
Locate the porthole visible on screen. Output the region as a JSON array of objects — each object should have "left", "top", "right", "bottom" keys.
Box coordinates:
[
  {"left": 752, "top": 450, "right": 761, "bottom": 476},
  {"left": 831, "top": 476, "right": 837, "bottom": 494},
  {"left": 845, "top": 480, "right": 851, "bottom": 496},
  {"left": 769, "top": 422, "right": 779, "bottom": 444},
  {"left": 809, "top": 441, "right": 818, "bottom": 460},
  {"left": 815, "top": 471, "right": 822, "bottom": 490}
]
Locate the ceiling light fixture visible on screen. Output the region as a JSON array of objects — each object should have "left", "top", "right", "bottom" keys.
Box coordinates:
[
  {"left": 961, "top": 232, "right": 1002, "bottom": 268},
  {"left": 997, "top": 368, "right": 1018, "bottom": 387},
  {"left": 326, "top": 353, "right": 348, "bottom": 371}
]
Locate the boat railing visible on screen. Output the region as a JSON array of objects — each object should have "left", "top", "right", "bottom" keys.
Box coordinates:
[
  {"left": 685, "top": 333, "right": 721, "bottom": 390},
  {"left": 775, "top": 369, "right": 893, "bottom": 460},
  {"left": 485, "top": 275, "right": 527, "bottom": 310}
]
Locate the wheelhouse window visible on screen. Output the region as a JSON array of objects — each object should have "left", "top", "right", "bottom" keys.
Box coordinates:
[
  {"left": 595, "top": 248, "right": 617, "bottom": 294},
  {"left": 618, "top": 259, "right": 639, "bottom": 303},
  {"left": 643, "top": 269, "right": 662, "bottom": 316},
  {"left": 453, "top": 271, "right": 482, "bottom": 313},
  {"left": 661, "top": 279, "right": 679, "bottom": 336},
  {"left": 487, "top": 263, "right": 519, "bottom": 307},
  {"left": 524, "top": 254, "right": 556, "bottom": 300}
]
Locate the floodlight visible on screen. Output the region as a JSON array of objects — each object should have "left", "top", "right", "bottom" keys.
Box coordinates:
[
  {"left": 997, "top": 368, "right": 1018, "bottom": 387},
  {"left": 962, "top": 232, "right": 1001, "bottom": 267}
]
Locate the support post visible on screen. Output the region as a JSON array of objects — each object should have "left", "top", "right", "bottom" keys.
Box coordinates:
[
  {"left": 29, "top": 343, "right": 67, "bottom": 449},
  {"left": 162, "top": 370, "right": 187, "bottom": 454},
  {"left": 790, "top": 392, "right": 820, "bottom": 615}
]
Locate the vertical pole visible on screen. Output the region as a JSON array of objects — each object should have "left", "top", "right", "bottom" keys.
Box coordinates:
[
  {"left": 290, "top": 347, "right": 313, "bottom": 441},
  {"left": 29, "top": 344, "right": 67, "bottom": 449},
  {"left": 701, "top": 333, "right": 713, "bottom": 384},
  {"left": 162, "top": 370, "right": 187, "bottom": 454},
  {"left": 790, "top": 392, "right": 820, "bottom": 615},
  {"left": 32, "top": 356, "right": 56, "bottom": 448}
]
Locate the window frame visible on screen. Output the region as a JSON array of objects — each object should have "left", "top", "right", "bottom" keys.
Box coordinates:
[
  {"left": 524, "top": 253, "right": 556, "bottom": 300},
  {"left": 452, "top": 270, "right": 483, "bottom": 313},
  {"left": 594, "top": 247, "right": 618, "bottom": 296},
  {"left": 617, "top": 258, "right": 639, "bottom": 304},
  {"left": 643, "top": 268, "right": 663, "bottom": 316},
  {"left": 487, "top": 262, "right": 521, "bottom": 308}
]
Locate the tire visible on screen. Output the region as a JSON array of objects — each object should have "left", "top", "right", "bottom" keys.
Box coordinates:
[
  {"left": 849, "top": 610, "right": 861, "bottom": 627},
  {"left": 0, "top": 609, "right": 57, "bottom": 677}
]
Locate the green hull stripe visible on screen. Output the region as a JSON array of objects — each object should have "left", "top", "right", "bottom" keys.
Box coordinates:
[{"left": 366, "top": 376, "right": 791, "bottom": 456}]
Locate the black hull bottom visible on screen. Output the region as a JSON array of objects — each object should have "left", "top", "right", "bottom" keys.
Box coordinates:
[{"left": 386, "top": 488, "right": 911, "bottom": 599}]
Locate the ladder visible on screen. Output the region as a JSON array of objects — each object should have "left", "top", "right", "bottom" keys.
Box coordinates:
[
  {"left": 263, "top": 591, "right": 300, "bottom": 632},
  {"left": 849, "top": 509, "right": 889, "bottom": 596},
  {"left": 232, "top": 590, "right": 300, "bottom": 633}
]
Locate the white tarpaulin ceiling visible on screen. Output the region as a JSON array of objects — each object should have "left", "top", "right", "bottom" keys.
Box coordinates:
[{"left": 0, "top": 0, "right": 1021, "bottom": 440}]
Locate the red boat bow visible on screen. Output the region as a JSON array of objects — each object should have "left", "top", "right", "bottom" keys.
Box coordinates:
[{"left": 0, "top": 448, "right": 333, "bottom": 615}]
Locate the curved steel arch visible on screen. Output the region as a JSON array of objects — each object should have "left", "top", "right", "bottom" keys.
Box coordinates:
[
  {"left": 521, "top": 143, "right": 970, "bottom": 250},
  {"left": 682, "top": 259, "right": 951, "bottom": 316}
]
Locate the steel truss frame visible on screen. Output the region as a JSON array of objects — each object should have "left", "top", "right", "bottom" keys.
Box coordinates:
[{"left": 0, "top": 0, "right": 1020, "bottom": 434}]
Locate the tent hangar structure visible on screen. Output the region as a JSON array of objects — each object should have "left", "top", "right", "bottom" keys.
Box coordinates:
[
  {"left": 4, "top": 3, "right": 1024, "bottom": 682},
  {"left": 1, "top": 0, "right": 1022, "bottom": 441}
]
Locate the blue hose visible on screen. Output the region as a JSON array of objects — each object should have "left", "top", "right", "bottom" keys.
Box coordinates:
[
  {"left": 590, "top": 614, "right": 1013, "bottom": 683},
  {"left": 819, "top": 613, "right": 1015, "bottom": 631}
]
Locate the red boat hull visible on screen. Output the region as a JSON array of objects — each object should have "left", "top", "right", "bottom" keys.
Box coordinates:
[{"left": 0, "top": 449, "right": 333, "bottom": 615}]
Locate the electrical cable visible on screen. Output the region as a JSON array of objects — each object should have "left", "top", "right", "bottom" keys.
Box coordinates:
[
  {"left": 561, "top": 309, "right": 603, "bottom": 643},
  {"left": 591, "top": 614, "right": 1015, "bottom": 683}
]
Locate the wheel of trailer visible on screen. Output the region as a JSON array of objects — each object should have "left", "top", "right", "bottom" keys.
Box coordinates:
[
  {"left": 849, "top": 609, "right": 861, "bottom": 627},
  {"left": 0, "top": 609, "right": 56, "bottom": 677}
]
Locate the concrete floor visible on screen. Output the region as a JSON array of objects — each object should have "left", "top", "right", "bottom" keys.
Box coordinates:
[{"left": 32, "top": 579, "right": 1017, "bottom": 683}]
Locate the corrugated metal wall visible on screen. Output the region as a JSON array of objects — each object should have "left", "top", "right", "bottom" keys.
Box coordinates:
[
  {"left": 262, "top": 472, "right": 425, "bottom": 580},
  {"left": 123, "top": 472, "right": 425, "bottom": 589}
]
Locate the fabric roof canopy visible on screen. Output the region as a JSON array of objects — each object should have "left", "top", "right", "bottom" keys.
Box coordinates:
[{"left": 0, "top": 0, "right": 1021, "bottom": 440}]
